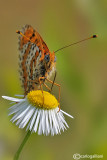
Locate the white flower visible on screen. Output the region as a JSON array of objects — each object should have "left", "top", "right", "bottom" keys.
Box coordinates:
[{"left": 2, "top": 90, "right": 73, "bottom": 136}]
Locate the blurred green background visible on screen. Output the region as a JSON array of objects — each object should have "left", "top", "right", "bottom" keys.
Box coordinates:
[{"left": 0, "top": 0, "right": 107, "bottom": 160}]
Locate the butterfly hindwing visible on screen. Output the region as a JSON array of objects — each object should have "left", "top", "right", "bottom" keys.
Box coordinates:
[
  {"left": 18, "top": 24, "right": 56, "bottom": 95},
  {"left": 18, "top": 25, "right": 44, "bottom": 94}
]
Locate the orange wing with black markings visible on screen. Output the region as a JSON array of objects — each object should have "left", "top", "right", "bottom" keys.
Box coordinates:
[
  {"left": 18, "top": 25, "right": 49, "bottom": 55},
  {"left": 18, "top": 25, "right": 42, "bottom": 94},
  {"left": 17, "top": 25, "right": 56, "bottom": 95}
]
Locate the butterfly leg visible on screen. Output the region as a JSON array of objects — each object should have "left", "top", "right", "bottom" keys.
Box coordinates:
[
  {"left": 43, "top": 83, "right": 51, "bottom": 92},
  {"left": 45, "top": 78, "right": 61, "bottom": 111},
  {"left": 38, "top": 77, "right": 46, "bottom": 105},
  {"left": 50, "top": 70, "right": 57, "bottom": 93}
]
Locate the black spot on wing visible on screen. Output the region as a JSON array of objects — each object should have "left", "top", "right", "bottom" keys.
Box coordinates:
[{"left": 32, "top": 33, "right": 35, "bottom": 37}]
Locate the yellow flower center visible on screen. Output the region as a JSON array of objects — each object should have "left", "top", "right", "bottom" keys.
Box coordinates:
[{"left": 27, "top": 90, "right": 59, "bottom": 109}]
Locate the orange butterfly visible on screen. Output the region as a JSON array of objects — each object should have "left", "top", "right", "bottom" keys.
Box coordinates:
[{"left": 17, "top": 25, "right": 60, "bottom": 107}]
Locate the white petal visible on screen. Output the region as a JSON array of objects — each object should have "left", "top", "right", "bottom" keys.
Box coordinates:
[
  {"left": 15, "top": 106, "right": 31, "bottom": 126},
  {"left": 50, "top": 113, "right": 55, "bottom": 135},
  {"left": 9, "top": 102, "right": 27, "bottom": 115},
  {"left": 2, "top": 96, "right": 25, "bottom": 102},
  {"left": 45, "top": 110, "right": 50, "bottom": 135},
  {"left": 9, "top": 102, "right": 22, "bottom": 112},
  {"left": 51, "top": 110, "right": 58, "bottom": 135},
  {"left": 24, "top": 108, "right": 35, "bottom": 129},
  {"left": 26, "top": 108, "right": 37, "bottom": 131},
  {"left": 15, "top": 94, "right": 24, "bottom": 97},
  {"left": 48, "top": 110, "right": 54, "bottom": 136},
  {"left": 19, "top": 106, "right": 34, "bottom": 128},
  {"left": 60, "top": 109, "right": 74, "bottom": 119},
  {"left": 30, "top": 109, "right": 38, "bottom": 131},
  {"left": 54, "top": 109, "right": 61, "bottom": 134},
  {"left": 58, "top": 112, "right": 69, "bottom": 128},
  {"left": 38, "top": 110, "right": 42, "bottom": 135},
  {"left": 9, "top": 101, "right": 24, "bottom": 110},
  {"left": 11, "top": 105, "right": 30, "bottom": 123},
  {"left": 57, "top": 112, "right": 66, "bottom": 131},
  {"left": 41, "top": 110, "right": 45, "bottom": 134},
  {"left": 53, "top": 110, "right": 60, "bottom": 134},
  {"left": 16, "top": 116, "right": 24, "bottom": 126},
  {"left": 33, "top": 110, "right": 41, "bottom": 133}
]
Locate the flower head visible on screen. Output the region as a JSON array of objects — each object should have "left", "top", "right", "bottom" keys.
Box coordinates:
[{"left": 2, "top": 90, "right": 73, "bottom": 136}]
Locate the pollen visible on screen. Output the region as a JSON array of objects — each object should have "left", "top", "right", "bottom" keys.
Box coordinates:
[{"left": 27, "top": 90, "right": 59, "bottom": 109}]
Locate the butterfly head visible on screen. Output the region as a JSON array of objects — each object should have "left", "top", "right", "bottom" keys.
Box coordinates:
[
  {"left": 44, "top": 52, "right": 56, "bottom": 63},
  {"left": 43, "top": 51, "right": 56, "bottom": 65}
]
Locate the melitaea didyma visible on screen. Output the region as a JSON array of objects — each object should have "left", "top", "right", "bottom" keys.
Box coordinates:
[{"left": 17, "top": 25, "right": 60, "bottom": 106}]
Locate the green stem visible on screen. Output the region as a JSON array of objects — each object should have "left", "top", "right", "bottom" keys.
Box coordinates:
[{"left": 14, "top": 130, "right": 31, "bottom": 160}]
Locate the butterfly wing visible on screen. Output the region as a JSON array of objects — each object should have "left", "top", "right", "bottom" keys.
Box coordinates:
[{"left": 18, "top": 25, "right": 49, "bottom": 94}]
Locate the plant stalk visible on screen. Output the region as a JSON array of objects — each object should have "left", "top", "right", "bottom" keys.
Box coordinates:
[{"left": 14, "top": 130, "right": 31, "bottom": 160}]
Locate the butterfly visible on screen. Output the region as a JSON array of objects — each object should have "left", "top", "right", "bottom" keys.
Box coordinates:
[
  {"left": 17, "top": 24, "right": 60, "bottom": 107},
  {"left": 17, "top": 24, "right": 97, "bottom": 109}
]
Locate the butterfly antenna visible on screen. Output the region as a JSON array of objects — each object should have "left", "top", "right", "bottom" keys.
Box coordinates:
[
  {"left": 16, "top": 30, "right": 33, "bottom": 43},
  {"left": 54, "top": 35, "right": 98, "bottom": 53}
]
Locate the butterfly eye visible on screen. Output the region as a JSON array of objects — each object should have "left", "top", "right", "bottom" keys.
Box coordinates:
[{"left": 44, "top": 54, "right": 50, "bottom": 63}]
